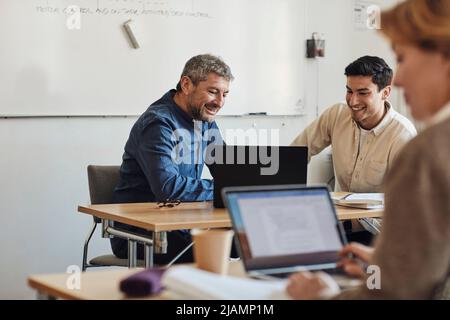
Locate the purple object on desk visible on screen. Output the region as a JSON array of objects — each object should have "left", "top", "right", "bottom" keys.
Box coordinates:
[{"left": 119, "top": 268, "right": 167, "bottom": 297}]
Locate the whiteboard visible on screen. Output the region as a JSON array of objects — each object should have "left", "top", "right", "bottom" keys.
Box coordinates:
[{"left": 0, "top": 0, "right": 307, "bottom": 116}]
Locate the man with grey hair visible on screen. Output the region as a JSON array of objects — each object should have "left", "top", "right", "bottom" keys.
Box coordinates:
[{"left": 111, "top": 54, "right": 233, "bottom": 264}]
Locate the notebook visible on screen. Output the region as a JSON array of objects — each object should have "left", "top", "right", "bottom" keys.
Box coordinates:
[
  {"left": 222, "top": 185, "right": 347, "bottom": 278},
  {"left": 161, "top": 266, "right": 289, "bottom": 300},
  {"left": 332, "top": 193, "right": 384, "bottom": 209}
]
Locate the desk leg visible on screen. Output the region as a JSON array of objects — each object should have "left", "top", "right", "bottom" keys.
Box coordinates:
[
  {"left": 106, "top": 226, "right": 154, "bottom": 268},
  {"left": 144, "top": 231, "right": 169, "bottom": 268},
  {"left": 144, "top": 242, "right": 153, "bottom": 268},
  {"left": 128, "top": 240, "right": 137, "bottom": 268},
  {"left": 154, "top": 231, "right": 167, "bottom": 254}
]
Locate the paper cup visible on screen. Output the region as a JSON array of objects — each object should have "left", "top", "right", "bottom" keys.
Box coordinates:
[{"left": 191, "top": 229, "right": 234, "bottom": 275}]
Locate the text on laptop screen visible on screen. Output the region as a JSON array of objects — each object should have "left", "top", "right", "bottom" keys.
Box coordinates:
[{"left": 227, "top": 188, "right": 343, "bottom": 269}]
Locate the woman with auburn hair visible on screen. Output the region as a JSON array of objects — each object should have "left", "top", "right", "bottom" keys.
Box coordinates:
[{"left": 287, "top": 0, "right": 450, "bottom": 299}]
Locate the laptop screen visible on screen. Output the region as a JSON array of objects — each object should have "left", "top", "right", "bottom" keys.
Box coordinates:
[
  {"left": 224, "top": 186, "right": 346, "bottom": 272},
  {"left": 209, "top": 146, "right": 308, "bottom": 208}
]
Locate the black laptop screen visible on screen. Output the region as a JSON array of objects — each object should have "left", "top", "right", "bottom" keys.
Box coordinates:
[
  {"left": 210, "top": 146, "right": 308, "bottom": 208},
  {"left": 226, "top": 187, "right": 345, "bottom": 271}
]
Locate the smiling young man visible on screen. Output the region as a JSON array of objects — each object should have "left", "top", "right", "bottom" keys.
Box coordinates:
[
  {"left": 291, "top": 56, "right": 417, "bottom": 244},
  {"left": 111, "top": 54, "right": 233, "bottom": 264},
  {"left": 292, "top": 56, "right": 416, "bottom": 193}
]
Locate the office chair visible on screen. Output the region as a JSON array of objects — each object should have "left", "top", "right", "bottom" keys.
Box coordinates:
[{"left": 82, "top": 165, "right": 144, "bottom": 271}]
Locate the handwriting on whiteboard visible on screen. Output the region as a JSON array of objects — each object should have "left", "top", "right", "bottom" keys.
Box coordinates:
[{"left": 35, "top": 0, "right": 211, "bottom": 19}]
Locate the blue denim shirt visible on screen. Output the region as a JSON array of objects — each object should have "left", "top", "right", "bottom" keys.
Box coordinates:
[{"left": 113, "top": 90, "right": 223, "bottom": 203}]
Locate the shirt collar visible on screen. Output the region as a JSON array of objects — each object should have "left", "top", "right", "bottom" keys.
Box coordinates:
[
  {"left": 355, "top": 101, "right": 395, "bottom": 136},
  {"left": 163, "top": 89, "right": 194, "bottom": 124}
]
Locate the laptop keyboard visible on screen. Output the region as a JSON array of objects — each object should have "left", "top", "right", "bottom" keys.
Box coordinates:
[
  {"left": 262, "top": 267, "right": 345, "bottom": 279},
  {"left": 267, "top": 272, "right": 292, "bottom": 279}
]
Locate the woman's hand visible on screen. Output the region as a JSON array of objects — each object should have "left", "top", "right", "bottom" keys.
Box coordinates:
[
  {"left": 338, "top": 242, "right": 374, "bottom": 278},
  {"left": 286, "top": 271, "right": 340, "bottom": 300},
  {"left": 286, "top": 243, "right": 374, "bottom": 299}
]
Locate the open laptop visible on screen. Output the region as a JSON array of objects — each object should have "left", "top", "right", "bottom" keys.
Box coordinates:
[
  {"left": 222, "top": 185, "right": 347, "bottom": 278},
  {"left": 209, "top": 146, "right": 307, "bottom": 208}
]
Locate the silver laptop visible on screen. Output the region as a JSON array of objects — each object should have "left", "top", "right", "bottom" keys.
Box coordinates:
[{"left": 222, "top": 185, "right": 347, "bottom": 278}]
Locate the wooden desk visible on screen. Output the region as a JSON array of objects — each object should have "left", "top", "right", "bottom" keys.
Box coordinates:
[
  {"left": 28, "top": 262, "right": 362, "bottom": 300},
  {"left": 29, "top": 269, "right": 142, "bottom": 300},
  {"left": 78, "top": 194, "right": 383, "bottom": 268},
  {"left": 78, "top": 197, "right": 382, "bottom": 230},
  {"left": 28, "top": 263, "right": 247, "bottom": 300},
  {"left": 79, "top": 201, "right": 231, "bottom": 232}
]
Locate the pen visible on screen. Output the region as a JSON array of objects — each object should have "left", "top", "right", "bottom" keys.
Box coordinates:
[{"left": 347, "top": 253, "right": 369, "bottom": 271}]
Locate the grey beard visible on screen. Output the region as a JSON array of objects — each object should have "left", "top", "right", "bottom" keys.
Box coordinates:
[
  {"left": 187, "top": 104, "right": 213, "bottom": 123},
  {"left": 187, "top": 104, "right": 201, "bottom": 120}
]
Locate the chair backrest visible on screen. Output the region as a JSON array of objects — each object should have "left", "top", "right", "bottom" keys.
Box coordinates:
[{"left": 87, "top": 165, "right": 120, "bottom": 205}]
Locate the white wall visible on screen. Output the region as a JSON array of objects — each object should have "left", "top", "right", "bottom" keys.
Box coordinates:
[{"left": 0, "top": 117, "right": 130, "bottom": 299}]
